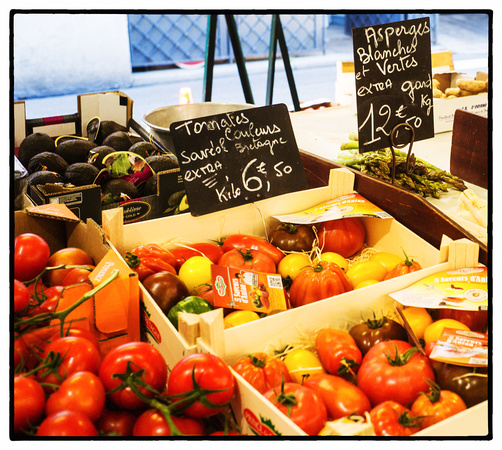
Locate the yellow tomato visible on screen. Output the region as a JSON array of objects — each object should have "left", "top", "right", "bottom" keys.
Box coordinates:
[
  {"left": 314, "top": 252, "right": 348, "bottom": 271},
  {"left": 345, "top": 260, "right": 387, "bottom": 288},
  {"left": 277, "top": 253, "right": 311, "bottom": 281},
  {"left": 223, "top": 310, "right": 261, "bottom": 328},
  {"left": 369, "top": 251, "right": 403, "bottom": 273},
  {"left": 283, "top": 348, "right": 325, "bottom": 383},
  {"left": 178, "top": 255, "right": 213, "bottom": 294},
  {"left": 398, "top": 307, "right": 433, "bottom": 340},
  {"left": 354, "top": 279, "right": 380, "bottom": 289},
  {"left": 424, "top": 318, "right": 470, "bottom": 345}
]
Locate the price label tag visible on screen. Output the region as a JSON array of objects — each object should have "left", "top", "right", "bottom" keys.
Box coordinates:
[
  {"left": 170, "top": 104, "right": 307, "bottom": 216},
  {"left": 352, "top": 17, "right": 435, "bottom": 152}
]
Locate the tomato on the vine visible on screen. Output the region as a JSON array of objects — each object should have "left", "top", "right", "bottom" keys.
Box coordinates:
[
  {"left": 167, "top": 352, "right": 235, "bottom": 418},
  {"left": 302, "top": 373, "right": 371, "bottom": 420},
  {"left": 95, "top": 409, "right": 138, "bottom": 436},
  {"left": 14, "top": 279, "right": 31, "bottom": 313},
  {"left": 232, "top": 352, "right": 292, "bottom": 394},
  {"left": 218, "top": 248, "right": 276, "bottom": 273},
  {"left": 370, "top": 400, "right": 422, "bottom": 436},
  {"left": 315, "top": 327, "right": 362, "bottom": 378},
  {"left": 99, "top": 341, "right": 168, "bottom": 411},
  {"left": 61, "top": 266, "right": 94, "bottom": 286},
  {"left": 14, "top": 233, "right": 51, "bottom": 282},
  {"left": 13, "top": 375, "right": 46, "bottom": 435},
  {"left": 45, "top": 370, "right": 106, "bottom": 421},
  {"left": 317, "top": 217, "right": 366, "bottom": 258},
  {"left": 44, "top": 247, "right": 94, "bottom": 286},
  {"left": 13, "top": 334, "right": 29, "bottom": 371},
  {"left": 289, "top": 261, "right": 352, "bottom": 307},
  {"left": 357, "top": 340, "right": 435, "bottom": 407},
  {"left": 36, "top": 410, "right": 98, "bottom": 436},
  {"left": 264, "top": 382, "right": 327, "bottom": 435},
  {"left": 410, "top": 380, "right": 467, "bottom": 430},
  {"left": 132, "top": 409, "right": 205, "bottom": 436}
]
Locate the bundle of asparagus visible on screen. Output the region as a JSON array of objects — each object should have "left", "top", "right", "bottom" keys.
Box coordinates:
[{"left": 335, "top": 135, "right": 467, "bottom": 198}]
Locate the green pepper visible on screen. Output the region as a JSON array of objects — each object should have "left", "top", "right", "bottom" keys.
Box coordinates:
[{"left": 167, "top": 295, "right": 214, "bottom": 330}]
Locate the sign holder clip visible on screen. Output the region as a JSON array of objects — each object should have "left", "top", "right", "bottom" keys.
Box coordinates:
[{"left": 390, "top": 122, "right": 416, "bottom": 185}]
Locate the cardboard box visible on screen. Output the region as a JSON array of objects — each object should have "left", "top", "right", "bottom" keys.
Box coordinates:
[
  {"left": 14, "top": 204, "right": 140, "bottom": 355},
  {"left": 433, "top": 72, "right": 488, "bottom": 133}
]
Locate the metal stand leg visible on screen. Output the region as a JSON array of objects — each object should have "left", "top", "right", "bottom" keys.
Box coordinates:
[
  {"left": 203, "top": 14, "right": 254, "bottom": 104},
  {"left": 266, "top": 14, "right": 301, "bottom": 111}
]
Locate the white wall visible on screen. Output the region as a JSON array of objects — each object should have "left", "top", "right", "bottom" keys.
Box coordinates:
[{"left": 13, "top": 13, "right": 133, "bottom": 99}]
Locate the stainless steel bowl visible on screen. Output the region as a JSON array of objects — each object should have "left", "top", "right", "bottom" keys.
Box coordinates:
[{"left": 142, "top": 102, "right": 255, "bottom": 152}]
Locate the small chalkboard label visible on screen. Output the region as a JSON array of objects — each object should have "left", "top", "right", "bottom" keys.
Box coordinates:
[
  {"left": 352, "top": 17, "right": 434, "bottom": 152},
  {"left": 170, "top": 104, "right": 307, "bottom": 216}
]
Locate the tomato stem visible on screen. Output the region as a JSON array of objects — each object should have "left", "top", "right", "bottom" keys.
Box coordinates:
[{"left": 385, "top": 343, "right": 419, "bottom": 366}]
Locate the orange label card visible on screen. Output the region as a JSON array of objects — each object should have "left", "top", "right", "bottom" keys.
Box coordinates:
[{"left": 211, "top": 265, "right": 288, "bottom": 314}]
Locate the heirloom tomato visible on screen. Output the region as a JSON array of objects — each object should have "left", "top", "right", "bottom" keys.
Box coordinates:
[
  {"left": 13, "top": 375, "right": 46, "bottom": 435},
  {"left": 232, "top": 352, "right": 292, "bottom": 394},
  {"left": 317, "top": 217, "right": 366, "bottom": 258},
  {"left": 277, "top": 253, "right": 311, "bottom": 281},
  {"left": 302, "top": 373, "right": 371, "bottom": 420},
  {"left": 45, "top": 371, "right": 106, "bottom": 421},
  {"left": 369, "top": 251, "right": 402, "bottom": 273},
  {"left": 125, "top": 243, "right": 177, "bottom": 281},
  {"left": 133, "top": 409, "right": 205, "bottom": 436},
  {"left": 315, "top": 327, "right": 362, "bottom": 378},
  {"left": 438, "top": 308, "right": 488, "bottom": 332},
  {"left": 289, "top": 261, "right": 352, "bottom": 307},
  {"left": 14, "top": 233, "right": 51, "bottom": 282},
  {"left": 410, "top": 380, "right": 466, "bottom": 430},
  {"left": 397, "top": 306, "right": 433, "bottom": 340},
  {"left": 218, "top": 248, "right": 276, "bottom": 273},
  {"left": 370, "top": 400, "right": 422, "bottom": 436},
  {"left": 170, "top": 242, "right": 224, "bottom": 271},
  {"left": 224, "top": 310, "right": 260, "bottom": 328},
  {"left": 99, "top": 341, "right": 168, "bottom": 411},
  {"left": 222, "top": 234, "right": 284, "bottom": 266},
  {"left": 264, "top": 382, "right": 327, "bottom": 435},
  {"left": 345, "top": 260, "right": 387, "bottom": 288},
  {"left": 349, "top": 313, "right": 408, "bottom": 356},
  {"left": 167, "top": 352, "right": 235, "bottom": 418},
  {"left": 178, "top": 255, "right": 214, "bottom": 294},
  {"left": 269, "top": 223, "right": 316, "bottom": 252},
  {"left": 357, "top": 340, "right": 435, "bottom": 407},
  {"left": 423, "top": 318, "right": 470, "bottom": 346},
  {"left": 314, "top": 252, "right": 348, "bottom": 271},
  {"left": 44, "top": 247, "right": 94, "bottom": 286},
  {"left": 36, "top": 410, "right": 98, "bottom": 436},
  {"left": 384, "top": 251, "right": 422, "bottom": 280},
  {"left": 142, "top": 271, "right": 190, "bottom": 314},
  {"left": 283, "top": 348, "right": 325, "bottom": 383}
]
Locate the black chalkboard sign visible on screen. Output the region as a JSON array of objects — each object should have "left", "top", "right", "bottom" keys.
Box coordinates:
[
  {"left": 170, "top": 103, "right": 307, "bottom": 216},
  {"left": 352, "top": 17, "right": 434, "bottom": 153}
]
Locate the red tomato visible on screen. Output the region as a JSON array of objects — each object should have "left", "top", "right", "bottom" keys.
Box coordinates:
[
  {"left": 95, "top": 409, "right": 138, "bottom": 437},
  {"left": 167, "top": 353, "right": 235, "bottom": 418},
  {"left": 317, "top": 217, "right": 366, "bottom": 258},
  {"left": 289, "top": 261, "right": 352, "bottom": 307},
  {"left": 302, "top": 373, "right": 371, "bottom": 420},
  {"left": 438, "top": 308, "right": 488, "bottom": 332},
  {"left": 44, "top": 247, "right": 94, "bottom": 286},
  {"left": 231, "top": 352, "right": 292, "bottom": 394},
  {"left": 28, "top": 285, "right": 65, "bottom": 318},
  {"left": 384, "top": 252, "right": 422, "bottom": 280},
  {"left": 170, "top": 242, "right": 224, "bottom": 271},
  {"left": 370, "top": 400, "right": 422, "bottom": 436},
  {"left": 14, "top": 279, "right": 31, "bottom": 313},
  {"left": 410, "top": 380, "right": 467, "bottom": 430},
  {"left": 61, "top": 266, "right": 94, "bottom": 286},
  {"left": 39, "top": 335, "right": 102, "bottom": 391},
  {"left": 14, "top": 233, "right": 51, "bottom": 281},
  {"left": 218, "top": 248, "right": 276, "bottom": 273},
  {"left": 133, "top": 409, "right": 205, "bottom": 436},
  {"left": 45, "top": 371, "right": 106, "bottom": 421},
  {"left": 13, "top": 375, "right": 46, "bottom": 435},
  {"left": 222, "top": 234, "right": 284, "bottom": 266},
  {"left": 48, "top": 326, "right": 100, "bottom": 353},
  {"left": 357, "top": 340, "right": 435, "bottom": 407},
  {"left": 13, "top": 334, "right": 29, "bottom": 371},
  {"left": 315, "top": 328, "right": 362, "bottom": 378},
  {"left": 36, "top": 410, "right": 98, "bottom": 437},
  {"left": 99, "top": 341, "right": 168, "bottom": 411},
  {"left": 264, "top": 382, "right": 327, "bottom": 435}
]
